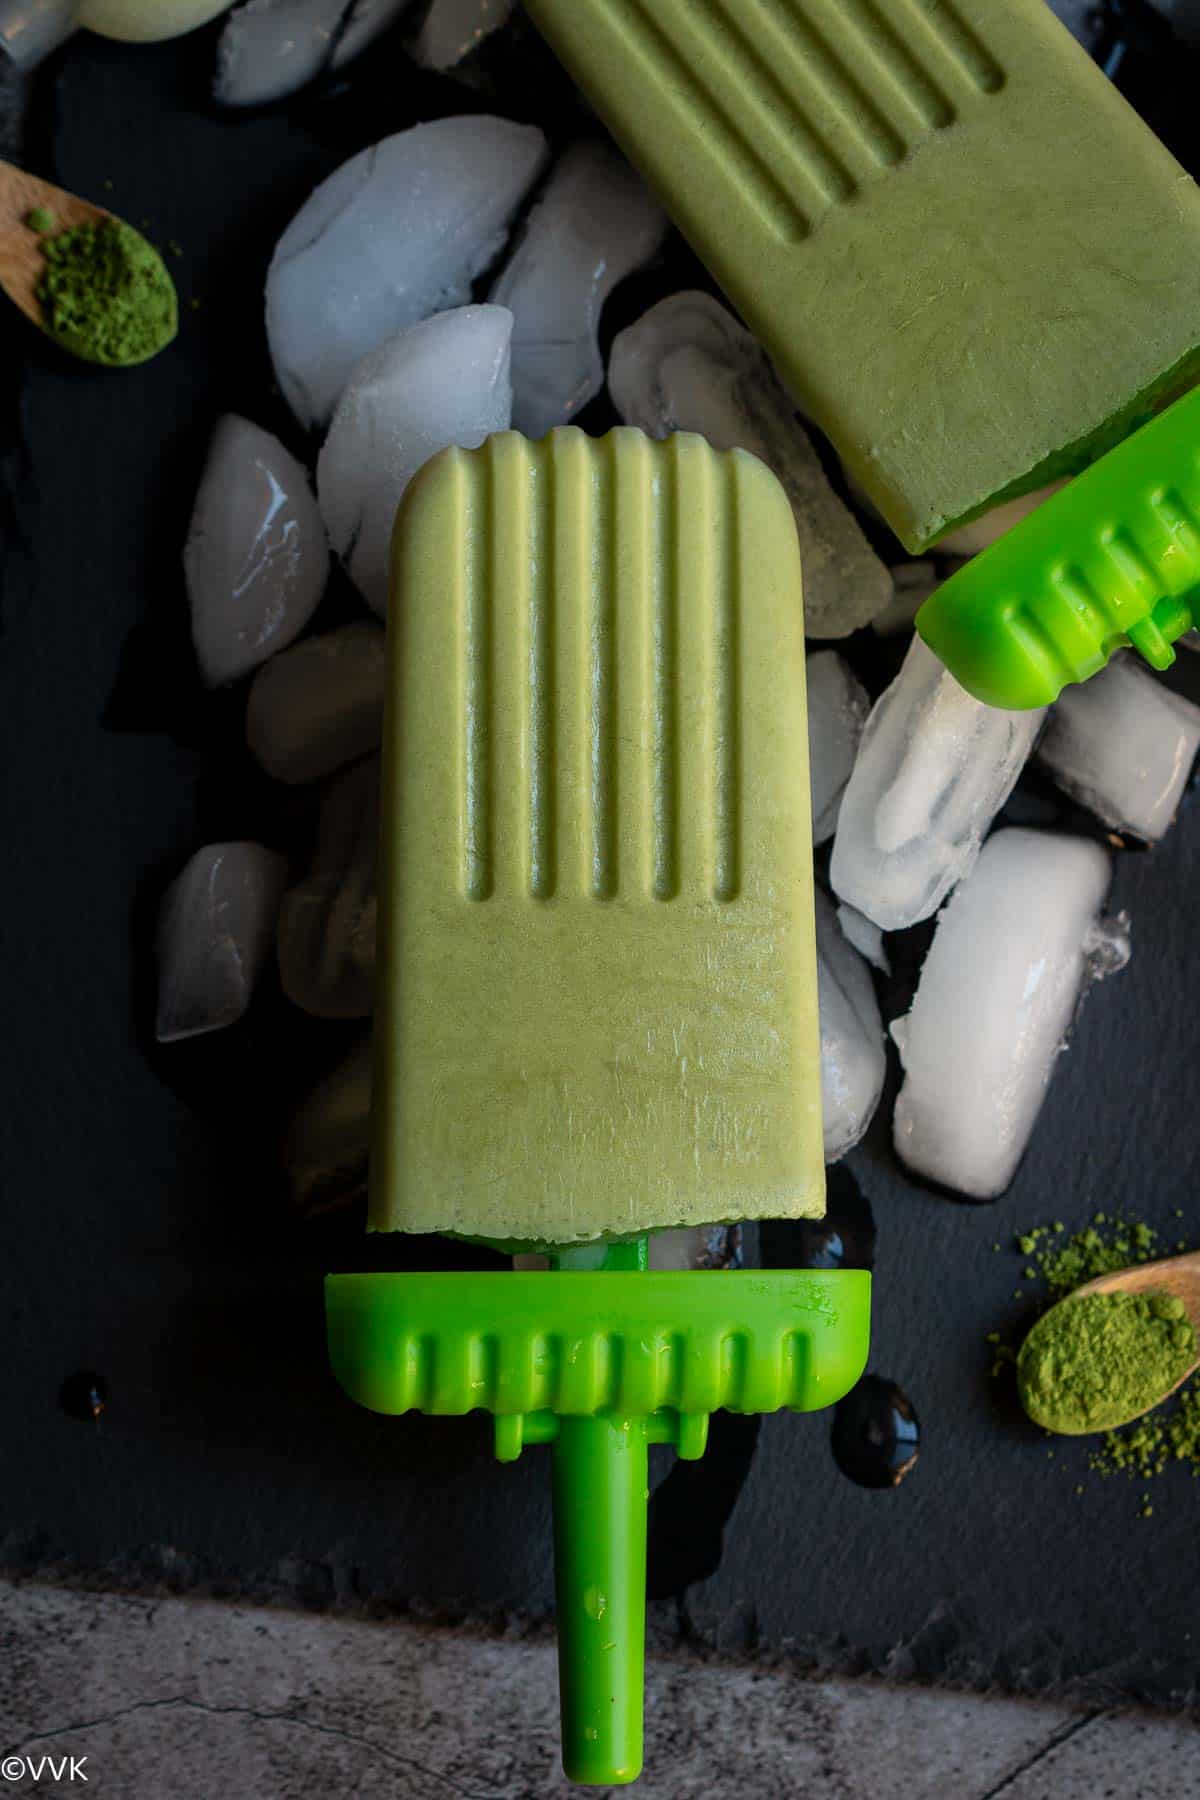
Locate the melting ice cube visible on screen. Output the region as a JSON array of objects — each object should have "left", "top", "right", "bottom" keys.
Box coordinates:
[
  {"left": 1036, "top": 655, "right": 1200, "bottom": 842},
  {"left": 410, "top": 0, "right": 516, "bottom": 69},
  {"left": 215, "top": 0, "right": 348, "bottom": 107},
  {"left": 931, "top": 480, "right": 1067, "bottom": 558},
  {"left": 184, "top": 414, "right": 328, "bottom": 688},
  {"left": 870, "top": 560, "right": 955, "bottom": 639},
  {"left": 891, "top": 828, "right": 1121, "bottom": 1199},
  {"left": 830, "top": 636, "right": 1046, "bottom": 932},
  {"left": 316, "top": 304, "right": 513, "bottom": 615},
  {"left": 806, "top": 650, "right": 869, "bottom": 845},
  {"left": 608, "top": 292, "right": 893, "bottom": 638},
  {"left": 649, "top": 1226, "right": 742, "bottom": 1271},
  {"left": 278, "top": 756, "right": 380, "bottom": 1018},
  {"left": 815, "top": 888, "right": 886, "bottom": 1164},
  {"left": 331, "top": 0, "right": 409, "bottom": 67},
  {"left": 488, "top": 140, "right": 666, "bottom": 438},
  {"left": 282, "top": 1030, "right": 373, "bottom": 1214},
  {"left": 156, "top": 843, "right": 289, "bottom": 1042},
  {"left": 836, "top": 903, "right": 889, "bottom": 975},
  {"left": 265, "top": 116, "right": 546, "bottom": 429},
  {"left": 246, "top": 618, "right": 386, "bottom": 785}
]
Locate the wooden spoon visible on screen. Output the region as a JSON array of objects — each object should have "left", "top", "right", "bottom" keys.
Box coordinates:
[
  {"left": 0, "top": 160, "right": 108, "bottom": 334},
  {"left": 1020, "top": 1251, "right": 1200, "bottom": 1434}
]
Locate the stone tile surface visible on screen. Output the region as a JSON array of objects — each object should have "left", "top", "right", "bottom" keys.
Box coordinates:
[{"left": 2, "top": 1584, "right": 1196, "bottom": 1799}]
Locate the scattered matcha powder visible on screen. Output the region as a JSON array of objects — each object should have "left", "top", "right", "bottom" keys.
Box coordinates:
[
  {"left": 36, "top": 218, "right": 178, "bottom": 367},
  {"left": 1090, "top": 1382, "right": 1200, "bottom": 1480},
  {"left": 25, "top": 205, "right": 56, "bottom": 234},
  {"left": 990, "top": 1211, "right": 1200, "bottom": 1506},
  {"left": 1017, "top": 1290, "right": 1196, "bottom": 1434},
  {"left": 1015, "top": 1214, "right": 1162, "bottom": 1300}
]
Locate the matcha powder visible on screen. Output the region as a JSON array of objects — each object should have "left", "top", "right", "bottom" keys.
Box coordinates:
[
  {"left": 36, "top": 218, "right": 177, "bottom": 367},
  {"left": 1018, "top": 1289, "right": 1196, "bottom": 1434}
]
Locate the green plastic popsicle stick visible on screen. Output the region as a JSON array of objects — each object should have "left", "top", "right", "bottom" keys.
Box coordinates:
[
  {"left": 553, "top": 1409, "right": 647, "bottom": 1784},
  {"left": 325, "top": 1253, "right": 870, "bottom": 1786},
  {"left": 551, "top": 1237, "right": 662, "bottom": 1785},
  {"left": 917, "top": 385, "right": 1200, "bottom": 710}
]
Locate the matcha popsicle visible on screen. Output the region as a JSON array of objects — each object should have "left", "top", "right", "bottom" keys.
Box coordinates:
[
  {"left": 371, "top": 426, "right": 823, "bottom": 1245},
  {"left": 333, "top": 426, "right": 868, "bottom": 1783},
  {"left": 523, "top": 0, "right": 1200, "bottom": 553}
]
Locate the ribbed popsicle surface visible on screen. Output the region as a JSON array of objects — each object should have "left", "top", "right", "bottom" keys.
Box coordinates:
[
  {"left": 586, "top": 0, "right": 1001, "bottom": 241},
  {"left": 451, "top": 429, "right": 742, "bottom": 906},
  {"left": 374, "top": 429, "right": 822, "bottom": 1245},
  {"left": 524, "top": 0, "right": 1200, "bottom": 553}
]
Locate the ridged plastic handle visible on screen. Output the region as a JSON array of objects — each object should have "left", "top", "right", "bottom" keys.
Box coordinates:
[{"left": 552, "top": 1412, "right": 647, "bottom": 1786}]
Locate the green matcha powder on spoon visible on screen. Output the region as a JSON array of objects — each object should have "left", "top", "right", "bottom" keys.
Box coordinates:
[
  {"left": 0, "top": 159, "right": 177, "bottom": 367},
  {"left": 1018, "top": 1252, "right": 1200, "bottom": 1436}
]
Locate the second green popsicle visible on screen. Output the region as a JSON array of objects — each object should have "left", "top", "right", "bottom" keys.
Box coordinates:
[{"left": 524, "top": 0, "right": 1200, "bottom": 553}]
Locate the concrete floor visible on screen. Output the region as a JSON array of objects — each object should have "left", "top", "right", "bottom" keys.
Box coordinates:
[{"left": 1, "top": 1584, "right": 1197, "bottom": 1799}]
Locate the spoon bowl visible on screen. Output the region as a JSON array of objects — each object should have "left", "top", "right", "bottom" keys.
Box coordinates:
[{"left": 1019, "top": 1250, "right": 1200, "bottom": 1435}]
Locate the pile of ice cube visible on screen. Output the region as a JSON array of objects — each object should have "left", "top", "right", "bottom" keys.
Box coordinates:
[
  {"left": 213, "top": 0, "right": 517, "bottom": 108},
  {"left": 169, "top": 107, "right": 675, "bottom": 1206},
  {"left": 163, "top": 71, "right": 1200, "bottom": 1216}
]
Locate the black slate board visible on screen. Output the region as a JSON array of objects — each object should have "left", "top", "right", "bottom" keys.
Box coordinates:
[{"left": 3, "top": 7, "right": 1200, "bottom": 1715}]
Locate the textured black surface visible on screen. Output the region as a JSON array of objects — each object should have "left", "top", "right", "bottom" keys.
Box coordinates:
[{"left": 3, "top": 14, "right": 1200, "bottom": 1713}]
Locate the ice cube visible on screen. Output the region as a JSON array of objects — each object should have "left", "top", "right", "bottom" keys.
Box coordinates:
[
  {"left": 931, "top": 479, "right": 1067, "bottom": 557},
  {"left": 215, "top": 0, "right": 347, "bottom": 107},
  {"left": 608, "top": 292, "right": 893, "bottom": 637},
  {"left": 282, "top": 1030, "right": 373, "bottom": 1214},
  {"left": 184, "top": 414, "right": 328, "bottom": 688},
  {"left": 265, "top": 116, "right": 546, "bottom": 429},
  {"left": 278, "top": 756, "right": 379, "bottom": 1018},
  {"left": 806, "top": 650, "right": 869, "bottom": 845},
  {"left": 649, "top": 1226, "right": 742, "bottom": 1271},
  {"left": 317, "top": 304, "right": 512, "bottom": 614},
  {"left": 156, "top": 842, "right": 289, "bottom": 1042},
  {"left": 1084, "top": 911, "right": 1132, "bottom": 981},
  {"left": 331, "top": 0, "right": 408, "bottom": 67},
  {"left": 1036, "top": 655, "right": 1200, "bottom": 841},
  {"left": 830, "top": 636, "right": 1046, "bottom": 932},
  {"left": 836, "top": 903, "right": 889, "bottom": 975},
  {"left": 410, "top": 0, "right": 516, "bottom": 68},
  {"left": 814, "top": 888, "right": 886, "bottom": 1163},
  {"left": 870, "top": 560, "right": 955, "bottom": 638},
  {"left": 891, "top": 828, "right": 1120, "bottom": 1199},
  {"left": 488, "top": 141, "right": 666, "bottom": 437},
  {"left": 246, "top": 618, "right": 386, "bottom": 785}
]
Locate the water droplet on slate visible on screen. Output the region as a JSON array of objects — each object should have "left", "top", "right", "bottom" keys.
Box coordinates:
[{"left": 831, "top": 1374, "right": 919, "bottom": 1488}]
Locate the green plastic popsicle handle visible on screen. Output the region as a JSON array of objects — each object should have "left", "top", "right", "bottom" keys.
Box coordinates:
[
  {"left": 917, "top": 385, "right": 1200, "bottom": 710},
  {"left": 552, "top": 1410, "right": 647, "bottom": 1785},
  {"left": 325, "top": 1251, "right": 870, "bottom": 1788},
  {"left": 550, "top": 1237, "right": 650, "bottom": 1785}
]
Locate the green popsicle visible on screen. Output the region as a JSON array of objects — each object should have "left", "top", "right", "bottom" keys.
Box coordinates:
[
  {"left": 523, "top": 0, "right": 1200, "bottom": 554},
  {"left": 371, "top": 427, "right": 824, "bottom": 1246},
  {"left": 329, "top": 427, "right": 871, "bottom": 1786}
]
